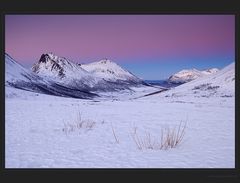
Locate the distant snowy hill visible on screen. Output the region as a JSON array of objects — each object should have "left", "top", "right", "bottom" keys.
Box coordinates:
[
  {"left": 164, "top": 63, "right": 234, "bottom": 98},
  {"left": 81, "top": 59, "right": 142, "bottom": 83},
  {"left": 168, "top": 68, "right": 219, "bottom": 84}
]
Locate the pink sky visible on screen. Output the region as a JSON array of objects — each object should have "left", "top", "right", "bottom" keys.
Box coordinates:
[{"left": 5, "top": 15, "right": 234, "bottom": 66}]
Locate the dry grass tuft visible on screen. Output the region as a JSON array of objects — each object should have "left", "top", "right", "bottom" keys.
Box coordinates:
[{"left": 130, "top": 121, "right": 187, "bottom": 150}]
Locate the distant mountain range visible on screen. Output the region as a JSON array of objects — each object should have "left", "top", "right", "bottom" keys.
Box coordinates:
[
  {"left": 5, "top": 52, "right": 234, "bottom": 99},
  {"left": 168, "top": 68, "right": 219, "bottom": 84},
  {"left": 5, "top": 53, "right": 145, "bottom": 99}
]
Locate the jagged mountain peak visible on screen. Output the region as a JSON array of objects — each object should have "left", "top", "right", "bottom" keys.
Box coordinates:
[
  {"left": 36, "top": 52, "right": 72, "bottom": 67},
  {"left": 45, "top": 52, "right": 56, "bottom": 59},
  {"left": 32, "top": 53, "right": 89, "bottom": 79}
]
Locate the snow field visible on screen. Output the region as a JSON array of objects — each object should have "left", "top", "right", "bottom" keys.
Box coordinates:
[{"left": 5, "top": 89, "right": 234, "bottom": 168}]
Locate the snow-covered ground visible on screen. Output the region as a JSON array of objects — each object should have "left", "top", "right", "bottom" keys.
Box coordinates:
[{"left": 5, "top": 83, "right": 235, "bottom": 168}]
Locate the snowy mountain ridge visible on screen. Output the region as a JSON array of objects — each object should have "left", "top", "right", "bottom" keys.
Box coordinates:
[
  {"left": 5, "top": 53, "right": 147, "bottom": 99},
  {"left": 81, "top": 58, "right": 141, "bottom": 82},
  {"left": 32, "top": 53, "right": 100, "bottom": 86},
  {"left": 32, "top": 53, "right": 143, "bottom": 86},
  {"left": 168, "top": 67, "right": 219, "bottom": 84},
  {"left": 5, "top": 54, "right": 99, "bottom": 99}
]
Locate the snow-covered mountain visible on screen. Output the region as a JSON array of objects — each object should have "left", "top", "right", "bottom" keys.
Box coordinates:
[
  {"left": 6, "top": 53, "right": 148, "bottom": 99},
  {"left": 5, "top": 53, "right": 98, "bottom": 99},
  {"left": 164, "top": 63, "right": 234, "bottom": 98},
  {"left": 32, "top": 53, "right": 144, "bottom": 91},
  {"left": 32, "top": 53, "right": 101, "bottom": 88},
  {"left": 81, "top": 59, "right": 142, "bottom": 83},
  {"left": 168, "top": 68, "right": 219, "bottom": 84}
]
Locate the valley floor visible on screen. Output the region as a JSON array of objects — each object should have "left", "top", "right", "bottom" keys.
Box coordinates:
[{"left": 5, "top": 86, "right": 235, "bottom": 168}]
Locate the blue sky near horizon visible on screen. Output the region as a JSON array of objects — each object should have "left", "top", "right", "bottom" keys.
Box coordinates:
[{"left": 121, "top": 56, "right": 234, "bottom": 80}]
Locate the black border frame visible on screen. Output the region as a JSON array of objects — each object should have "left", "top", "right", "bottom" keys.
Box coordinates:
[{"left": 0, "top": 0, "right": 239, "bottom": 182}]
